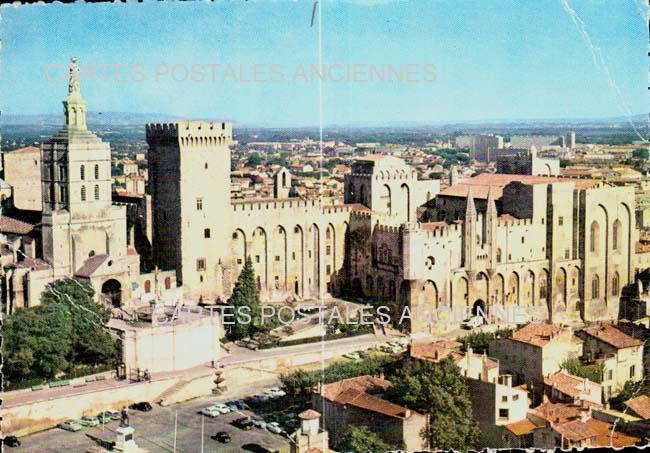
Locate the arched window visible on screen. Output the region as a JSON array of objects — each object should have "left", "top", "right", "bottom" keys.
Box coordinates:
[
  {"left": 612, "top": 219, "right": 622, "bottom": 251},
  {"left": 144, "top": 280, "right": 151, "bottom": 293},
  {"left": 591, "top": 275, "right": 600, "bottom": 299},
  {"left": 496, "top": 248, "right": 502, "bottom": 263},
  {"left": 589, "top": 221, "right": 599, "bottom": 253},
  {"left": 94, "top": 164, "right": 99, "bottom": 179},
  {"left": 94, "top": 185, "right": 99, "bottom": 200},
  {"left": 80, "top": 165, "right": 85, "bottom": 180},
  {"left": 81, "top": 185, "right": 86, "bottom": 201},
  {"left": 165, "top": 277, "right": 171, "bottom": 290},
  {"left": 282, "top": 172, "right": 287, "bottom": 187},
  {"left": 612, "top": 273, "right": 620, "bottom": 296}
]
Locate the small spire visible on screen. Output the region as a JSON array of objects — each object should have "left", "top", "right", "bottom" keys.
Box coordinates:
[
  {"left": 465, "top": 187, "right": 477, "bottom": 218},
  {"left": 63, "top": 57, "right": 87, "bottom": 130},
  {"left": 486, "top": 186, "right": 497, "bottom": 216}
]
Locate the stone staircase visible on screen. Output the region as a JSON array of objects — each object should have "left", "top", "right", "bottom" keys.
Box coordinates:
[{"left": 157, "top": 377, "right": 192, "bottom": 406}]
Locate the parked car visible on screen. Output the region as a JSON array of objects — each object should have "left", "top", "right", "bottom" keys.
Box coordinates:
[
  {"left": 213, "top": 403, "right": 231, "bottom": 414},
  {"left": 106, "top": 409, "right": 121, "bottom": 420},
  {"left": 212, "top": 431, "right": 232, "bottom": 443},
  {"left": 266, "top": 421, "right": 283, "bottom": 434},
  {"left": 343, "top": 352, "right": 361, "bottom": 360},
  {"left": 79, "top": 416, "right": 100, "bottom": 427},
  {"left": 200, "top": 407, "right": 222, "bottom": 418},
  {"left": 129, "top": 402, "right": 152, "bottom": 412},
  {"left": 252, "top": 417, "right": 267, "bottom": 429},
  {"left": 58, "top": 420, "right": 83, "bottom": 432},
  {"left": 225, "top": 401, "right": 239, "bottom": 411},
  {"left": 233, "top": 416, "right": 254, "bottom": 430},
  {"left": 460, "top": 315, "right": 484, "bottom": 329},
  {"left": 96, "top": 412, "right": 113, "bottom": 423},
  {"left": 264, "top": 387, "right": 286, "bottom": 397},
  {"left": 3, "top": 436, "right": 21, "bottom": 448}
]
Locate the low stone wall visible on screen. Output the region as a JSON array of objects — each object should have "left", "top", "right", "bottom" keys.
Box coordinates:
[{"left": 2, "top": 371, "right": 214, "bottom": 437}]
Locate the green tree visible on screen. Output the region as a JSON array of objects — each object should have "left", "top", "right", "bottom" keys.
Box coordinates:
[
  {"left": 336, "top": 426, "right": 392, "bottom": 453},
  {"left": 4, "top": 304, "right": 73, "bottom": 383},
  {"left": 3, "top": 278, "right": 119, "bottom": 388},
  {"left": 560, "top": 357, "right": 604, "bottom": 383},
  {"left": 279, "top": 369, "right": 319, "bottom": 397},
  {"left": 41, "top": 278, "right": 118, "bottom": 366},
  {"left": 609, "top": 379, "right": 650, "bottom": 410},
  {"left": 226, "top": 257, "right": 262, "bottom": 339},
  {"left": 246, "top": 152, "right": 263, "bottom": 167},
  {"left": 386, "top": 358, "right": 480, "bottom": 451},
  {"left": 632, "top": 148, "right": 649, "bottom": 159}
]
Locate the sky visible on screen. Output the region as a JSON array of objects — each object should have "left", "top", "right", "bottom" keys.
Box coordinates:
[{"left": 0, "top": 0, "right": 647, "bottom": 126}]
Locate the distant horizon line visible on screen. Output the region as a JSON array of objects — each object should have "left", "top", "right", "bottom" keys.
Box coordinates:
[{"left": 1, "top": 110, "right": 647, "bottom": 129}]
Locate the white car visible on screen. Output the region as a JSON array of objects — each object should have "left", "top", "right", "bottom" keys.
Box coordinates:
[
  {"left": 461, "top": 315, "right": 484, "bottom": 329},
  {"left": 264, "top": 388, "right": 286, "bottom": 398},
  {"left": 200, "top": 407, "right": 221, "bottom": 418},
  {"left": 212, "top": 403, "right": 231, "bottom": 414},
  {"left": 266, "top": 422, "right": 283, "bottom": 434}
]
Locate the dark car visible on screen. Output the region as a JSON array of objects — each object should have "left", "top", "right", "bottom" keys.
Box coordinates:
[
  {"left": 3, "top": 436, "right": 21, "bottom": 448},
  {"left": 129, "top": 402, "right": 152, "bottom": 412},
  {"left": 233, "top": 416, "right": 254, "bottom": 430},
  {"left": 211, "top": 431, "right": 231, "bottom": 443},
  {"left": 242, "top": 444, "right": 276, "bottom": 453}
]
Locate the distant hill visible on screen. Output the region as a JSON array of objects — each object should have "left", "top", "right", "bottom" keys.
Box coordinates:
[{"left": 0, "top": 112, "right": 238, "bottom": 127}]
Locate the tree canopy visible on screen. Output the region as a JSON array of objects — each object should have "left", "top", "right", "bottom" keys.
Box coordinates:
[
  {"left": 226, "top": 257, "right": 262, "bottom": 339},
  {"left": 336, "top": 426, "right": 392, "bottom": 453},
  {"left": 4, "top": 278, "right": 120, "bottom": 388},
  {"left": 386, "top": 357, "right": 480, "bottom": 451},
  {"left": 560, "top": 357, "right": 604, "bottom": 384}
]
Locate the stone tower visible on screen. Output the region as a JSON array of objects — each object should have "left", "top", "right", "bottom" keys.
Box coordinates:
[
  {"left": 147, "top": 121, "right": 233, "bottom": 302},
  {"left": 485, "top": 186, "right": 498, "bottom": 268},
  {"left": 274, "top": 167, "right": 292, "bottom": 198},
  {"left": 40, "top": 58, "right": 129, "bottom": 303}
]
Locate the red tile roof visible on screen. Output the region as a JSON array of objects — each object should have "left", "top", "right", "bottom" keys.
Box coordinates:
[
  {"left": 586, "top": 418, "right": 640, "bottom": 447},
  {"left": 511, "top": 323, "right": 571, "bottom": 347},
  {"left": 411, "top": 340, "right": 462, "bottom": 361},
  {"left": 505, "top": 418, "right": 537, "bottom": 436},
  {"left": 0, "top": 216, "right": 37, "bottom": 235},
  {"left": 75, "top": 254, "right": 109, "bottom": 278},
  {"left": 438, "top": 173, "right": 599, "bottom": 200},
  {"left": 624, "top": 395, "right": 650, "bottom": 419},
  {"left": 580, "top": 324, "right": 642, "bottom": 349},
  {"left": 545, "top": 371, "right": 601, "bottom": 399},
  {"left": 553, "top": 419, "right": 596, "bottom": 442},
  {"left": 298, "top": 409, "right": 321, "bottom": 420},
  {"left": 320, "top": 375, "right": 391, "bottom": 401},
  {"left": 333, "top": 387, "right": 415, "bottom": 419}
]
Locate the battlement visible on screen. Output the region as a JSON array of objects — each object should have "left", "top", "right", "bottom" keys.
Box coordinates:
[
  {"left": 405, "top": 221, "right": 462, "bottom": 238},
  {"left": 497, "top": 216, "right": 533, "bottom": 227},
  {"left": 375, "top": 224, "right": 401, "bottom": 235},
  {"left": 350, "top": 210, "right": 373, "bottom": 220},
  {"left": 146, "top": 121, "right": 233, "bottom": 147},
  {"left": 231, "top": 197, "right": 349, "bottom": 214}
]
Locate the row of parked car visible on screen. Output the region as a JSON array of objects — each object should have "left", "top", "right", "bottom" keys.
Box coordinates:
[{"left": 58, "top": 402, "right": 152, "bottom": 432}]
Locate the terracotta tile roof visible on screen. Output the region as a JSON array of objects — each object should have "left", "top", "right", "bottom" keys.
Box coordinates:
[
  {"left": 12, "top": 257, "right": 51, "bottom": 271},
  {"left": 320, "top": 375, "right": 391, "bottom": 401},
  {"left": 553, "top": 419, "right": 596, "bottom": 442},
  {"left": 505, "top": 418, "right": 537, "bottom": 436},
  {"left": 333, "top": 387, "right": 416, "bottom": 419},
  {"left": 298, "top": 409, "right": 321, "bottom": 420},
  {"left": 580, "top": 324, "right": 642, "bottom": 349},
  {"left": 531, "top": 401, "right": 585, "bottom": 423},
  {"left": 511, "top": 323, "right": 570, "bottom": 347},
  {"left": 411, "top": 340, "right": 462, "bottom": 361},
  {"left": 545, "top": 371, "right": 601, "bottom": 398},
  {"left": 438, "top": 173, "right": 599, "bottom": 200},
  {"left": 0, "top": 215, "right": 37, "bottom": 235},
  {"left": 624, "top": 395, "right": 650, "bottom": 419},
  {"left": 75, "top": 254, "right": 109, "bottom": 278},
  {"left": 587, "top": 418, "right": 641, "bottom": 447}
]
